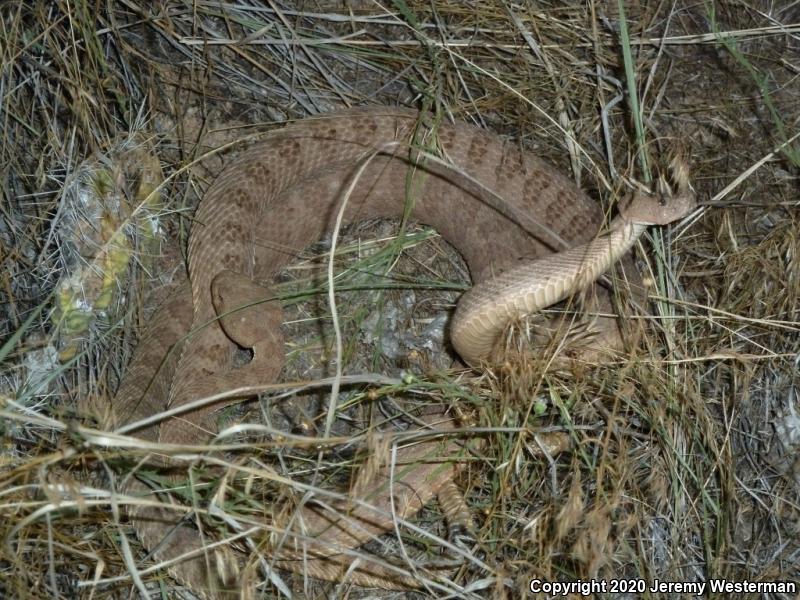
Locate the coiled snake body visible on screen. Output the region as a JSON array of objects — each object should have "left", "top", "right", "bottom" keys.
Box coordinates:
[{"left": 114, "top": 108, "right": 694, "bottom": 596}]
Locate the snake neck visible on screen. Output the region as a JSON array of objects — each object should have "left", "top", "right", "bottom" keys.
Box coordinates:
[
  {"left": 547, "top": 215, "right": 648, "bottom": 307},
  {"left": 451, "top": 216, "right": 650, "bottom": 365},
  {"left": 591, "top": 216, "right": 648, "bottom": 274},
  {"left": 606, "top": 215, "right": 648, "bottom": 253}
]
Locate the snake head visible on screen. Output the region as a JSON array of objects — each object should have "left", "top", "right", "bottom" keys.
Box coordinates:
[{"left": 618, "top": 156, "right": 696, "bottom": 226}]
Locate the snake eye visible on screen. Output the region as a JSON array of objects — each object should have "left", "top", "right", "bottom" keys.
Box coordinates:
[{"left": 658, "top": 195, "right": 668, "bottom": 207}]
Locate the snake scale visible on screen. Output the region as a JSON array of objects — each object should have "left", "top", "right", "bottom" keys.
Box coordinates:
[{"left": 113, "top": 108, "right": 694, "bottom": 597}]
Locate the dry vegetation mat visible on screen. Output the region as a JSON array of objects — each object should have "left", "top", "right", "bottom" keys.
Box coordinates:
[{"left": 1, "top": 1, "right": 799, "bottom": 599}]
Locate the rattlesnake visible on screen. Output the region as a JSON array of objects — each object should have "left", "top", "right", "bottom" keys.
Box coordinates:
[{"left": 113, "top": 108, "right": 694, "bottom": 597}]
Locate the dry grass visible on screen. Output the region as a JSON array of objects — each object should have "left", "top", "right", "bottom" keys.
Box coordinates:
[{"left": 1, "top": 1, "right": 799, "bottom": 599}]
